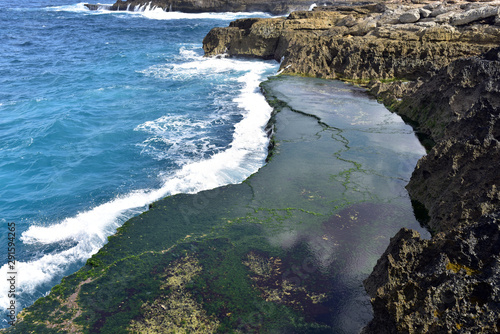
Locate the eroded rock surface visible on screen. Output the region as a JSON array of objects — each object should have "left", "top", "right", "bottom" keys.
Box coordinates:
[
  {"left": 363, "top": 214, "right": 500, "bottom": 333},
  {"left": 203, "top": 2, "right": 500, "bottom": 80},
  {"left": 395, "top": 49, "right": 500, "bottom": 233},
  {"left": 203, "top": 2, "right": 500, "bottom": 332}
]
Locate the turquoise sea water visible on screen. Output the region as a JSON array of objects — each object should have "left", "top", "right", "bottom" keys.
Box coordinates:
[{"left": 0, "top": 1, "right": 278, "bottom": 325}]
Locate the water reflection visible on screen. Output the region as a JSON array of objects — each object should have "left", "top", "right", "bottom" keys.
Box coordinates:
[{"left": 246, "top": 76, "right": 430, "bottom": 332}]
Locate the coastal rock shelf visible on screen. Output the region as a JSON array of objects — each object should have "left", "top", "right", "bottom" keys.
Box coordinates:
[
  {"left": 5, "top": 77, "right": 428, "bottom": 332},
  {"left": 202, "top": 1, "right": 500, "bottom": 332},
  {"left": 203, "top": 2, "right": 500, "bottom": 80}
]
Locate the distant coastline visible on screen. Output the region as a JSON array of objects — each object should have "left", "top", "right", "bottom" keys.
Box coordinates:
[{"left": 84, "top": 0, "right": 316, "bottom": 15}]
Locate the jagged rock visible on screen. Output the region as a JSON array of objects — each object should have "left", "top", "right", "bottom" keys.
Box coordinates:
[
  {"left": 393, "top": 49, "right": 500, "bottom": 233},
  {"left": 450, "top": 5, "right": 499, "bottom": 25},
  {"left": 399, "top": 8, "right": 421, "bottom": 23},
  {"left": 396, "top": 48, "right": 500, "bottom": 141},
  {"left": 204, "top": 8, "right": 500, "bottom": 80},
  {"left": 363, "top": 213, "right": 500, "bottom": 333}
]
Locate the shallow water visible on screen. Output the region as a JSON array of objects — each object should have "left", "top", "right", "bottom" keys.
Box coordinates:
[
  {"left": 247, "top": 76, "right": 431, "bottom": 332},
  {"left": 1, "top": 1, "right": 430, "bottom": 330}
]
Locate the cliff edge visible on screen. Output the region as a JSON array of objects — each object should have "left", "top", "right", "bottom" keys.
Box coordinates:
[{"left": 203, "top": 1, "right": 500, "bottom": 332}]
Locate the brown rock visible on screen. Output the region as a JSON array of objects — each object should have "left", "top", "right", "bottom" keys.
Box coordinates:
[{"left": 202, "top": 4, "right": 500, "bottom": 333}]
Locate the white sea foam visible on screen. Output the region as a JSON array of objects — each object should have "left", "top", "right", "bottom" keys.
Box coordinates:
[
  {"left": 135, "top": 114, "right": 217, "bottom": 162},
  {"left": 139, "top": 8, "right": 271, "bottom": 20},
  {"left": 0, "top": 51, "right": 278, "bottom": 311},
  {"left": 45, "top": 2, "right": 103, "bottom": 12},
  {"left": 47, "top": 2, "right": 272, "bottom": 20}
]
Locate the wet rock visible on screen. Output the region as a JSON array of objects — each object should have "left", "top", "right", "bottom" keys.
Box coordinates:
[
  {"left": 363, "top": 213, "right": 500, "bottom": 333},
  {"left": 203, "top": 4, "right": 500, "bottom": 333},
  {"left": 359, "top": 46, "right": 500, "bottom": 333}
]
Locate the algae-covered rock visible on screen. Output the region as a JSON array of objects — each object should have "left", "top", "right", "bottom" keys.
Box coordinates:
[{"left": 128, "top": 255, "right": 220, "bottom": 333}]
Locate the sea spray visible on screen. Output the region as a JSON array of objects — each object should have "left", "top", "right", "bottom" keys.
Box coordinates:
[
  {"left": 0, "top": 53, "right": 278, "bottom": 312},
  {"left": 0, "top": 1, "right": 277, "bottom": 324}
]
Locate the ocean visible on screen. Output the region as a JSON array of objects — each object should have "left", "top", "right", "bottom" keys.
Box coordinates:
[{"left": 0, "top": 1, "right": 278, "bottom": 325}]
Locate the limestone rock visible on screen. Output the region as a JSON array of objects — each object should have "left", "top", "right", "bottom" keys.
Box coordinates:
[
  {"left": 393, "top": 49, "right": 500, "bottom": 233},
  {"left": 204, "top": 8, "right": 499, "bottom": 80},
  {"left": 450, "top": 6, "right": 499, "bottom": 25},
  {"left": 419, "top": 7, "right": 432, "bottom": 18},
  {"left": 399, "top": 8, "right": 421, "bottom": 23},
  {"left": 201, "top": 4, "right": 500, "bottom": 334},
  {"left": 430, "top": 3, "right": 460, "bottom": 17}
]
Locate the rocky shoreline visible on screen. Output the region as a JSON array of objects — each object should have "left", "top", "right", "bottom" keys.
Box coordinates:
[
  {"left": 3, "top": 75, "right": 429, "bottom": 333},
  {"left": 4, "top": 1, "right": 499, "bottom": 333},
  {"left": 203, "top": 1, "right": 500, "bottom": 332},
  {"left": 84, "top": 0, "right": 316, "bottom": 15}
]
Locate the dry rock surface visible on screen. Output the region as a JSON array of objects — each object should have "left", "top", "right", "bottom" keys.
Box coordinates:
[
  {"left": 203, "top": 1, "right": 500, "bottom": 80},
  {"left": 203, "top": 1, "right": 500, "bottom": 332}
]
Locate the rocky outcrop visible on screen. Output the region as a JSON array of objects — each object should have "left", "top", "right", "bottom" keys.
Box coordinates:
[
  {"left": 394, "top": 50, "right": 500, "bottom": 234},
  {"left": 203, "top": 3, "right": 500, "bottom": 80},
  {"left": 203, "top": 2, "right": 500, "bottom": 333},
  {"left": 85, "top": 0, "right": 316, "bottom": 15},
  {"left": 362, "top": 47, "right": 500, "bottom": 332},
  {"left": 363, "top": 213, "right": 500, "bottom": 334}
]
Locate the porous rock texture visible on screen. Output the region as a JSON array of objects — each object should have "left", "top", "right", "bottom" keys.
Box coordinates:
[
  {"left": 397, "top": 49, "right": 500, "bottom": 233},
  {"left": 203, "top": 2, "right": 500, "bottom": 80},
  {"left": 203, "top": 2, "right": 500, "bottom": 332},
  {"left": 363, "top": 213, "right": 500, "bottom": 333}
]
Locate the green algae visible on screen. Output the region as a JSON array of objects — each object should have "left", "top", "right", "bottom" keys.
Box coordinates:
[{"left": 5, "top": 76, "right": 430, "bottom": 333}]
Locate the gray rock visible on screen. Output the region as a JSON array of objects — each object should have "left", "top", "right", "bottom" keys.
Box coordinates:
[
  {"left": 424, "top": 1, "right": 442, "bottom": 11},
  {"left": 399, "top": 8, "right": 421, "bottom": 23},
  {"left": 450, "top": 6, "right": 499, "bottom": 26},
  {"left": 431, "top": 4, "right": 458, "bottom": 17},
  {"left": 419, "top": 7, "right": 432, "bottom": 18},
  {"left": 434, "top": 12, "right": 454, "bottom": 24},
  {"left": 416, "top": 21, "right": 437, "bottom": 27}
]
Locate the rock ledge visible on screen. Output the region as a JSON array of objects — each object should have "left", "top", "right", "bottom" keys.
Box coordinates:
[{"left": 202, "top": 1, "right": 500, "bottom": 332}]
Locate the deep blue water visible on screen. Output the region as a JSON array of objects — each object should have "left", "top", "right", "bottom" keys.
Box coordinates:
[{"left": 0, "top": 1, "right": 278, "bottom": 324}]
